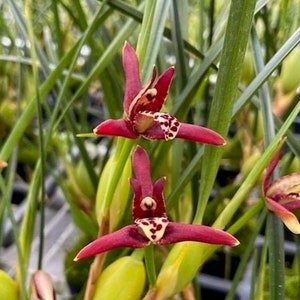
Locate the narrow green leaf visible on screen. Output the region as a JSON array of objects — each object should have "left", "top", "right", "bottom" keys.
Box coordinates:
[
  {"left": 194, "top": 0, "right": 257, "bottom": 224},
  {"left": 136, "top": 0, "right": 172, "bottom": 82},
  {"left": 233, "top": 27, "right": 300, "bottom": 116}
]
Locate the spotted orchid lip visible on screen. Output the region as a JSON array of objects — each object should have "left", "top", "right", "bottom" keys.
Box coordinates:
[
  {"left": 153, "top": 113, "right": 181, "bottom": 140},
  {"left": 135, "top": 217, "right": 169, "bottom": 243},
  {"left": 92, "top": 42, "right": 226, "bottom": 146}
]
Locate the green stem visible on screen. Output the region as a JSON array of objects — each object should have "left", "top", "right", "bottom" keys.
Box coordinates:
[
  {"left": 131, "top": 249, "right": 145, "bottom": 262},
  {"left": 225, "top": 206, "right": 267, "bottom": 300},
  {"left": 256, "top": 228, "right": 269, "bottom": 299},
  {"left": 144, "top": 245, "right": 157, "bottom": 287},
  {"left": 194, "top": 0, "right": 257, "bottom": 224},
  {"left": 267, "top": 214, "right": 285, "bottom": 299}
]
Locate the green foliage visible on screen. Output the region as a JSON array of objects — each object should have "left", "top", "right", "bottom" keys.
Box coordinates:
[{"left": 0, "top": 0, "right": 300, "bottom": 298}]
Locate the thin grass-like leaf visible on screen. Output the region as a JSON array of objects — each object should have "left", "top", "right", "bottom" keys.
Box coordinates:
[
  {"left": 166, "top": 147, "right": 204, "bottom": 210},
  {"left": 225, "top": 208, "right": 267, "bottom": 300},
  {"left": 172, "top": 38, "right": 223, "bottom": 119},
  {"left": 194, "top": 0, "right": 257, "bottom": 223},
  {"left": 6, "top": 0, "right": 50, "bottom": 73},
  {"left": 54, "top": 11, "right": 141, "bottom": 129},
  {"left": 136, "top": 0, "right": 172, "bottom": 81},
  {"left": 0, "top": 44, "right": 77, "bottom": 161},
  {"left": 251, "top": 24, "right": 285, "bottom": 299},
  {"left": 233, "top": 27, "right": 300, "bottom": 116},
  {"left": 18, "top": 162, "right": 41, "bottom": 292},
  {"left": 170, "top": 0, "right": 188, "bottom": 89}
]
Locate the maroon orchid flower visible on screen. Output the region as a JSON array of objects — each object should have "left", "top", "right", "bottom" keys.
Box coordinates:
[
  {"left": 262, "top": 148, "right": 300, "bottom": 234},
  {"left": 74, "top": 146, "right": 239, "bottom": 261},
  {"left": 93, "top": 42, "right": 226, "bottom": 145}
]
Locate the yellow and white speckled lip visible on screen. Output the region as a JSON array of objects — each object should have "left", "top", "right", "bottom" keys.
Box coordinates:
[{"left": 135, "top": 217, "right": 169, "bottom": 243}]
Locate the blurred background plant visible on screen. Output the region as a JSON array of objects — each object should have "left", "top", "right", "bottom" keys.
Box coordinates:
[{"left": 0, "top": 0, "right": 300, "bottom": 299}]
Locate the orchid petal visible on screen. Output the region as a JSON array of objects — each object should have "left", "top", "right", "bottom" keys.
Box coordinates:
[
  {"left": 266, "top": 172, "right": 300, "bottom": 197},
  {"left": 262, "top": 148, "right": 282, "bottom": 193},
  {"left": 131, "top": 178, "right": 147, "bottom": 220},
  {"left": 93, "top": 119, "right": 139, "bottom": 139},
  {"left": 142, "top": 67, "right": 175, "bottom": 113},
  {"left": 74, "top": 225, "right": 149, "bottom": 261},
  {"left": 130, "top": 178, "right": 142, "bottom": 200},
  {"left": 123, "top": 42, "right": 142, "bottom": 114},
  {"left": 152, "top": 177, "right": 167, "bottom": 217},
  {"left": 128, "top": 67, "right": 158, "bottom": 118},
  {"left": 266, "top": 197, "right": 300, "bottom": 234},
  {"left": 158, "top": 222, "right": 239, "bottom": 246},
  {"left": 131, "top": 147, "right": 167, "bottom": 219}
]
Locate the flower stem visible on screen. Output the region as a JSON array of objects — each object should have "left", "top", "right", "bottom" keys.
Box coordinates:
[
  {"left": 144, "top": 244, "right": 157, "bottom": 287},
  {"left": 267, "top": 214, "right": 285, "bottom": 299}
]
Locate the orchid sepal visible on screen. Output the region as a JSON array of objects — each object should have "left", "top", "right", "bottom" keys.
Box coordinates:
[
  {"left": 158, "top": 222, "right": 239, "bottom": 246},
  {"left": 123, "top": 41, "right": 142, "bottom": 111},
  {"left": 136, "top": 118, "right": 225, "bottom": 145},
  {"left": 93, "top": 119, "right": 139, "bottom": 139},
  {"left": 74, "top": 225, "right": 149, "bottom": 261}
]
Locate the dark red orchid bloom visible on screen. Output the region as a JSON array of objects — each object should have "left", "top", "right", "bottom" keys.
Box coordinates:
[
  {"left": 74, "top": 146, "right": 239, "bottom": 261},
  {"left": 93, "top": 42, "right": 226, "bottom": 145},
  {"left": 262, "top": 148, "right": 300, "bottom": 234}
]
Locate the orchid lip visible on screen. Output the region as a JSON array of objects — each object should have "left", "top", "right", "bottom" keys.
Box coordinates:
[{"left": 135, "top": 217, "right": 169, "bottom": 243}]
